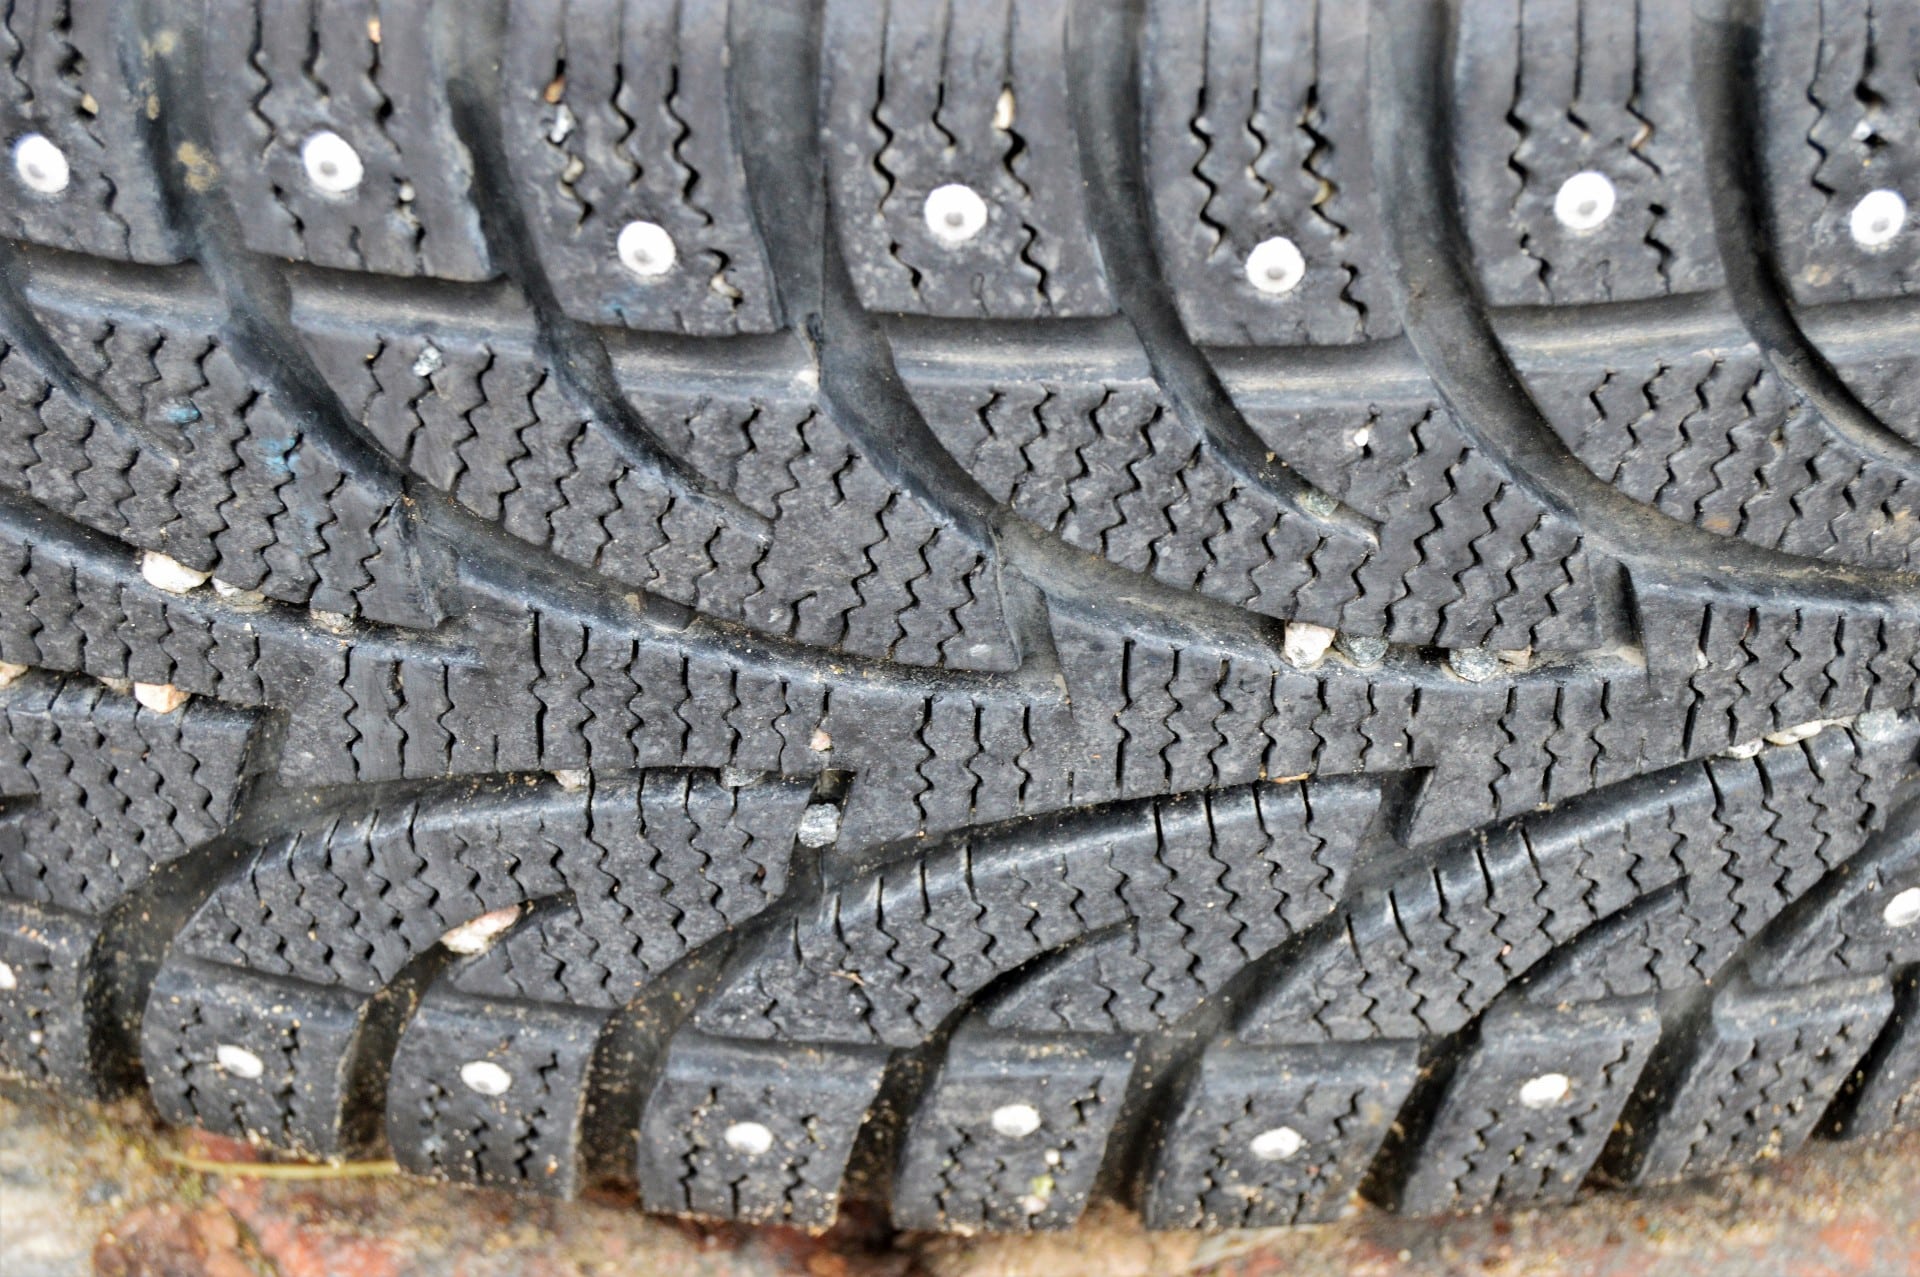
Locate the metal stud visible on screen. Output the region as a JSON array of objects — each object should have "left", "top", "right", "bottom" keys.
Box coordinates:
[
  {"left": 1245, "top": 235, "right": 1306, "bottom": 295},
  {"left": 1553, "top": 171, "right": 1616, "bottom": 232},
  {"left": 925, "top": 183, "right": 989, "bottom": 245},
  {"left": 301, "top": 131, "right": 365, "bottom": 194},
  {"left": 617, "top": 220, "right": 677, "bottom": 278},
  {"left": 1850, "top": 189, "right": 1907, "bottom": 248},
  {"left": 13, "top": 133, "right": 69, "bottom": 194}
]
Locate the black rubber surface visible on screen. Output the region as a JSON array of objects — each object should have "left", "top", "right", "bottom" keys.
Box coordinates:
[{"left": 0, "top": 0, "right": 1918, "bottom": 1234}]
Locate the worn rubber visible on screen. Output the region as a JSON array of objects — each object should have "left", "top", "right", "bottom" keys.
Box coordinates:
[{"left": 1, "top": 0, "right": 1918, "bottom": 1235}]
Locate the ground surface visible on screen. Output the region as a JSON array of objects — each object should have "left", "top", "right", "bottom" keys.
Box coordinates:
[{"left": 2, "top": 1082, "right": 1914, "bottom": 1277}]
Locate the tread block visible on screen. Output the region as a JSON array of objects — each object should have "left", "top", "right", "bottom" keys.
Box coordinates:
[
  {"left": 0, "top": 672, "right": 256, "bottom": 913},
  {"left": 143, "top": 960, "right": 373, "bottom": 1155},
  {"left": 499, "top": 0, "right": 780, "bottom": 334},
  {"left": 901, "top": 349, "right": 1599, "bottom": 651},
  {"left": 697, "top": 778, "right": 1379, "bottom": 1045},
  {"left": 1745, "top": 811, "right": 1920, "bottom": 990},
  {"left": 1388, "top": 998, "right": 1661, "bottom": 1214},
  {"left": 1758, "top": 0, "right": 1920, "bottom": 304},
  {"left": 172, "top": 773, "right": 810, "bottom": 1008},
  {"left": 636, "top": 1033, "right": 888, "bottom": 1227},
  {"left": 296, "top": 315, "right": 1018, "bottom": 671},
  {"left": 0, "top": 0, "right": 181, "bottom": 261},
  {"left": 1453, "top": 0, "right": 1721, "bottom": 305},
  {"left": 387, "top": 990, "right": 603, "bottom": 1197},
  {"left": 1141, "top": 1040, "right": 1417, "bottom": 1230},
  {"left": 0, "top": 899, "right": 98, "bottom": 1088},
  {"left": 1240, "top": 730, "right": 1899, "bottom": 1044},
  {"left": 203, "top": 0, "right": 493, "bottom": 280},
  {"left": 821, "top": 0, "right": 1113, "bottom": 318},
  {"left": 891, "top": 1030, "right": 1135, "bottom": 1232},
  {"left": 5, "top": 289, "right": 444, "bottom": 627},
  {"left": 1141, "top": 0, "right": 1399, "bottom": 345},
  {"left": 1834, "top": 968, "right": 1920, "bottom": 1137},
  {"left": 1604, "top": 976, "right": 1894, "bottom": 1186},
  {"left": 1519, "top": 346, "right": 1920, "bottom": 574}
]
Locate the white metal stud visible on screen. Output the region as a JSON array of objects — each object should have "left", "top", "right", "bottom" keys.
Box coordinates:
[{"left": 301, "top": 131, "right": 364, "bottom": 194}]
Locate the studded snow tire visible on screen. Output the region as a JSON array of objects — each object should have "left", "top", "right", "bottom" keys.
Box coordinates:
[{"left": 1, "top": 0, "right": 1919, "bottom": 1236}]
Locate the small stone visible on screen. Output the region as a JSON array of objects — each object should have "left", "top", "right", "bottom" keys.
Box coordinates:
[
  {"left": 723, "top": 1120, "right": 775, "bottom": 1156},
  {"left": 0, "top": 960, "right": 16, "bottom": 991},
  {"left": 1337, "top": 633, "right": 1389, "bottom": 668},
  {"left": 809, "top": 728, "right": 832, "bottom": 753},
  {"left": 1248, "top": 1125, "right": 1305, "bottom": 1162},
  {"left": 1853, "top": 710, "right": 1904, "bottom": 744},
  {"left": 459, "top": 1060, "right": 513, "bottom": 1096},
  {"left": 1519, "top": 1072, "right": 1572, "bottom": 1109},
  {"left": 134, "top": 683, "right": 190, "bottom": 714},
  {"left": 439, "top": 906, "right": 521, "bottom": 956},
  {"left": 212, "top": 579, "right": 266, "bottom": 608},
  {"left": 993, "top": 88, "right": 1016, "bottom": 131},
  {"left": 719, "top": 767, "right": 762, "bottom": 789},
  {"left": 1448, "top": 648, "right": 1502, "bottom": 683},
  {"left": 215, "top": 1044, "right": 265, "bottom": 1079},
  {"left": 311, "top": 610, "right": 352, "bottom": 633},
  {"left": 1297, "top": 487, "right": 1340, "bottom": 518},
  {"left": 1883, "top": 887, "right": 1920, "bottom": 930},
  {"left": 141, "top": 550, "right": 210, "bottom": 594},
  {"left": 1282, "top": 621, "right": 1336, "bottom": 670},
  {"left": 1764, "top": 720, "right": 1835, "bottom": 747},
  {"left": 410, "top": 344, "right": 444, "bottom": 378},
  {"left": 551, "top": 768, "right": 591, "bottom": 792},
  {"left": 990, "top": 1103, "right": 1042, "bottom": 1138},
  {"left": 796, "top": 803, "right": 841, "bottom": 848},
  {"left": 0, "top": 661, "right": 26, "bottom": 688}
]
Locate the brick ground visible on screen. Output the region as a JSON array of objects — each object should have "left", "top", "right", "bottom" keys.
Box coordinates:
[{"left": 2, "top": 1081, "right": 1914, "bottom": 1277}]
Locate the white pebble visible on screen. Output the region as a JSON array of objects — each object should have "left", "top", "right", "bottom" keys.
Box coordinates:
[
  {"left": 460, "top": 1060, "right": 513, "bottom": 1096},
  {"left": 925, "top": 183, "right": 989, "bottom": 245},
  {"left": 14, "top": 133, "right": 69, "bottom": 194},
  {"left": 1248, "top": 1125, "right": 1306, "bottom": 1162},
  {"left": 439, "top": 906, "right": 521, "bottom": 956},
  {"left": 133, "top": 683, "right": 189, "bottom": 714},
  {"left": 215, "top": 1044, "right": 265, "bottom": 1079},
  {"left": 796, "top": 803, "right": 841, "bottom": 849},
  {"left": 1850, "top": 189, "right": 1907, "bottom": 248},
  {"left": 141, "top": 550, "right": 210, "bottom": 595},
  {"left": 1883, "top": 886, "right": 1920, "bottom": 930},
  {"left": 0, "top": 960, "right": 16, "bottom": 991},
  {"left": 1448, "top": 648, "right": 1502, "bottom": 683},
  {"left": 301, "top": 130, "right": 365, "bottom": 194},
  {"left": 1519, "top": 1072, "right": 1572, "bottom": 1109},
  {"left": 212, "top": 579, "right": 266, "bottom": 608},
  {"left": 617, "top": 220, "right": 677, "bottom": 278},
  {"left": 990, "top": 1102, "right": 1043, "bottom": 1138},
  {"left": 1553, "top": 171, "right": 1616, "bottom": 232},
  {"left": 0, "top": 661, "right": 26, "bottom": 688},
  {"left": 723, "top": 1120, "right": 775, "bottom": 1155},
  {"left": 1282, "top": 621, "right": 1336, "bottom": 670},
  {"left": 1764, "top": 719, "right": 1836, "bottom": 747},
  {"left": 550, "top": 769, "right": 591, "bottom": 792},
  {"left": 1245, "top": 236, "right": 1306, "bottom": 295}
]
